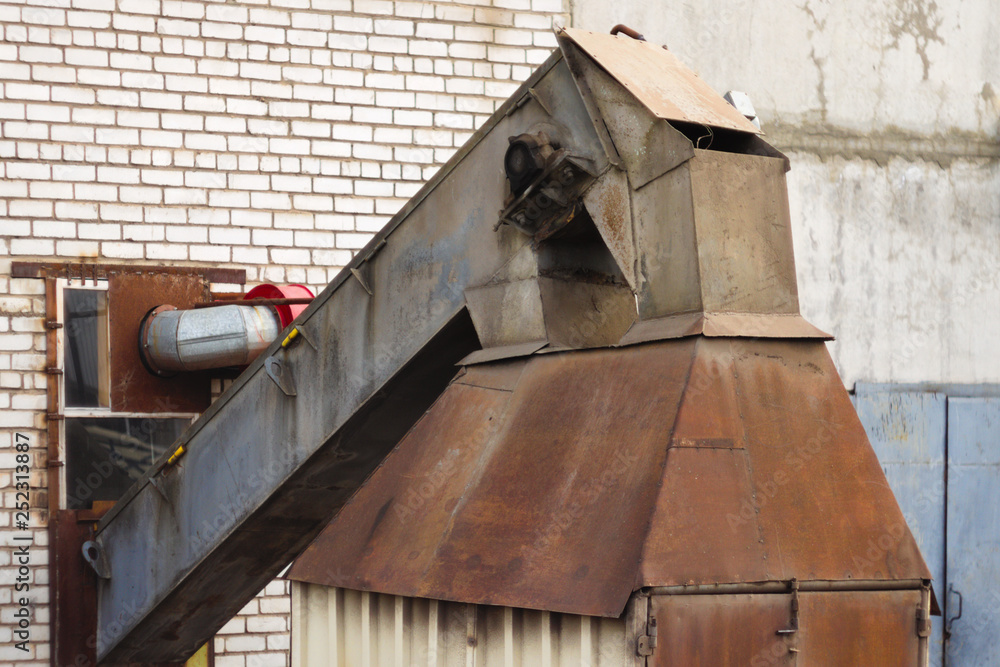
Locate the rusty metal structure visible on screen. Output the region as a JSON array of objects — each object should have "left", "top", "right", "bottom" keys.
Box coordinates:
[{"left": 91, "top": 27, "right": 934, "bottom": 665}]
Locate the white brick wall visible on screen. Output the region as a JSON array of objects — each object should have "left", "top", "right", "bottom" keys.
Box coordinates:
[{"left": 0, "top": 1, "right": 567, "bottom": 665}]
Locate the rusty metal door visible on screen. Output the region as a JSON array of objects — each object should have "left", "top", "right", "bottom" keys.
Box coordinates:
[
  {"left": 945, "top": 397, "right": 1000, "bottom": 666},
  {"left": 647, "top": 593, "right": 795, "bottom": 667},
  {"left": 646, "top": 589, "right": 923, "bottom": 666}
]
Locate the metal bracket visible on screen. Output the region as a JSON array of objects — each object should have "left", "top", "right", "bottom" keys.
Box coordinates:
[
  {"left": 264, "top": 356, "right": 296, "bottom": 397},
  {"left": 149, "top": 475, "right": 171, "bottom": 502},
  {"left": 82, "top": 540, "right": 111, "bottom": 579},
  {"left": 294, "top": 323, "right": 319, "bottom": 352},
  {"left": 636, "top": 614, "right": 657, "bottom": 656},
  {"left": 350, "top": 267, "right": 373, "bottom": 296}
]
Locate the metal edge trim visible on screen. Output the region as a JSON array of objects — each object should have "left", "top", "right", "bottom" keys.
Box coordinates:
[
  {"left": 618, "top": 312, "right": 834, "bottom": 347},
  {"left": 644, "top": 578, "right": 929, "bottom": 596},
  {"left": 457, "top": 340, "right": 549, "bottom": 366}
]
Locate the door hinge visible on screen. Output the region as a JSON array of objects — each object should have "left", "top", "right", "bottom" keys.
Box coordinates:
[
  {"left": 916, "top": 606, "right": 931, "bottom": 638},
  {"left": 637, "top": 614, "right": 657, "bottom": 656},
  {"left": 776, "top": 578, "right": 800, "bottom": 636}
]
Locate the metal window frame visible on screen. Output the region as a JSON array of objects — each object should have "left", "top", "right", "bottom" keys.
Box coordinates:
[{"left": 55, "top": 278, "right": 199, "bottom": 510}]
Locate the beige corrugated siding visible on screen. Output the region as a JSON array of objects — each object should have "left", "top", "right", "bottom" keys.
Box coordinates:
[{"left": 291, "top": 582, "right": 631, "bottom": 667}]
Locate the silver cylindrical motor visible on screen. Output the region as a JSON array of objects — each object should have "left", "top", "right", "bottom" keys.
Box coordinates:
[{"left": 140, "top": 304, "right": 282, "bottom": 375}]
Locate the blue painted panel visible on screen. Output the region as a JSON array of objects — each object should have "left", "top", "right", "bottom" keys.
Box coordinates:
[
  {"left": 946, "top": 398, "right": 1000, "bottom": 667},
  {"left": 854, "top": 388, "right": 947, "bottom": 666}
]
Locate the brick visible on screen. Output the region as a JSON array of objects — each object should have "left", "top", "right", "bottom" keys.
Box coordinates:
[
  {"left": 157, "top": 19, "right": 199, "bottom": 37},
  {"left": 246, "top": 26, "right": 285, "bottom": 44},
  {"left": 270, "top": 247, "right": 310, "bottom": 264},
  {"left": 5, "top": 83, "right": 50, "bottom": 101},
  {"left": 252, "top": 229, "right": 294, "bottom": 246},
  {"left": 99, "top": 203, "right": 143, "bottom": 222},
  {"left": 202, "top": 21, "right": 242, "bottom": 40},
  {"left": 19, "top": 46, "right": 63, "bottom": 64},
  {"left": 122, "top": 223, "right": 165, "bottom": 241},
  {"left": 78, "top": 222, "right": 122, "bottom": 239},
  {"left": 154, "top": 55, "right": 196, "bottom": 73},
  {"left": 32, "top": 220, "right": 76, "bottom": 238},
  {"left": 113, "top": 13, "right": 156, "bottom": 32},
  {"left": 146, "top": 243, "right": 187, "bottom": 260},
  {"left": 140, "top": 129, "right": 183, "bottom": 148},
  {"left": 101, "top": 241, "right": 144, "bottom": 258},
  {"left": 165, "top": 225, "right": 207, "bottom": 243},
  {"left": 10, "top": 238, "right": 55, "bottom": 255},
  {"left": 250, "top": 8, "right": 291, "bottom": 25},
  {"left": 209, "top": 227, "right": 250, "bottom": 245}
]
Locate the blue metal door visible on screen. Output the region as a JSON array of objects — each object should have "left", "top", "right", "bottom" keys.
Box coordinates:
[
  {"left": 945, "top": 398, "right": 1000, "bottom": 666},
  {"left": 856, "top": 387, "right": 1000, "bottom": 666},
  {"left": 854, "top": 387, "right": 947, "bottom": 666}
]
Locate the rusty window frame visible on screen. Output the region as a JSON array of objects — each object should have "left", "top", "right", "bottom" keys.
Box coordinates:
[{"left": 54, "top": 277, "right": 199, "bottom": 510}]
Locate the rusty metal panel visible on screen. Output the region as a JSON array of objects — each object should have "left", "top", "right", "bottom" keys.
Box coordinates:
[
  {"left": 569, "top": 50, "right": 695, "bottom": 189},
  {"left": 630, "top": 161, "right": 703, "bottom": 319},
  {"left": 582, "top": 168, "right": 638, "bottom": 290},
  {"left": 688, "top": 150, "right": 800, "bottom": 315},
  {"left": 12, "top": 260, "right": 246, "bottom": 284},
  {"left": 640, "top": 448, "right": 771, "bottom": 587},
  {"left": 626, "top": 148, "right": 803, "bottom": 324},
  {"left": 561, "top": 28, "right": 762, "bottom": 134},
  {"left": 108, "top": 272, "right": 211, "bottom": 413},
  {"left": 796, "top": 590, "right": 923, "bottom": 665},
  {"left": 648, "top": 593, "right": 794, "bottom": 667},
  {"left": 51, "top": 511, "right": 98, "bottom": 667},
  {"left": 536, "top": 277, "right": 636, "bottom": 348},
  {"left": 288, "top": 340, "right": 697, "bottom": 617},
  {"left": 728, "top": 339, "right": 931, "bottom": 583},
  {"left": 291, "top": 337, "right": 930, "bottom": 618},
  {"left": 639, "top": 340, "right": 769, "bottom": 585},
  {"left": 465, "top": 280, "right": 549, "bottom": 348}
]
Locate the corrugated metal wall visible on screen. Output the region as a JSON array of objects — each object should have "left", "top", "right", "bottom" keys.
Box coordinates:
[{"left": 291, "top": 583, "right": 630, "bottom": 667}]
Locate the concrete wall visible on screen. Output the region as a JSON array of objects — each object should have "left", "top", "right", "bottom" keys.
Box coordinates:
[{"left": 572, "top": 0, "right": 1000, "bottom": 388}]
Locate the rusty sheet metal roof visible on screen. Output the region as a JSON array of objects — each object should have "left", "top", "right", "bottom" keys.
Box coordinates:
[
  {"left": 288, "top": 338, "right": 929, "bottom": 617},
  {"left": 561, "top": 27, "right": 762, "bottom": 135}
]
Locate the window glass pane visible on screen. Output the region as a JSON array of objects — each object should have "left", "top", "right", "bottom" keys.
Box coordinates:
[
  {"left": 64, "top": 288, "right": 110, "bottom": 408},
  {"left": 65, "top": 417, "right": 190, "bottom": 510}
]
